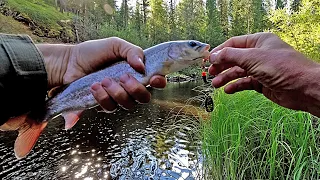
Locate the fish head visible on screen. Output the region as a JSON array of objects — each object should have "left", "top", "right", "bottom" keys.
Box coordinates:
[{"left": 164, "top": 40, "right": 210, "bottom": 73}]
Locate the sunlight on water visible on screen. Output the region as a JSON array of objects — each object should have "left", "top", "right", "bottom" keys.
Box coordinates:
[
  {"left": 0, "top": 81, "right": 207, "bottom": 179},
  {"left": 75, "top": 165, "right": 88, "bottom": 178}
]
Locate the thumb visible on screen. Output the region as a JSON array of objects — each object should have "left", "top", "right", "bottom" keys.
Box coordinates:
[
  {"left": 209, "top": 47, "right": 263, "bottom": 71},
  {"left": 117, "top": 39, "right": 145, "bottom": 74}
]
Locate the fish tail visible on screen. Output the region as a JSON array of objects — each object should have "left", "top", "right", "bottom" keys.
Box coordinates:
[{"left": 0, "top": 114, "right": 48, "bottom": 159}]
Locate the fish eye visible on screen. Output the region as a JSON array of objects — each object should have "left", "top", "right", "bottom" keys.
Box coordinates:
[{"left": 188, "top": 41, "right": 197, "bottom": 47}]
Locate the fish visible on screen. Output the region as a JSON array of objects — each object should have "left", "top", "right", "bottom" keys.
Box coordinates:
[{"left": 0, "top": 40, "right": 210, "bottom": 159}]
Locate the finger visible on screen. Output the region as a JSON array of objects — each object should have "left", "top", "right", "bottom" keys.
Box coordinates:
[
  {"left": 224, "top": 77, "right": 262, "bottom": 94},
  {"left": 210, "top": 32, "right": 269, "bottom": 53},
  {"left": 101, "top": 78, "right": 136, "bottom": 110},
  {"left": 210, "top": 34, "right": 252, "bottom": 53},
  {"left": 90, "top": 82, "right": 117, "bottom": 112},
  {"left": 211, "top": 66, "right": 247, "bottom": 88},
  {"left": 208, "top": 63, "right": 234, "bottom": 75},
  {"left": 120, "top": 74, "right": 151, "bottom": 104},
  {"left": 114, "top": 38, "right": 145, "bottom": 74},
  {"left": 149, "top": 75, "right": 167, "bottom": 88},
  {"left": 209, "top": 47, "right": 264, "bottom": 71}
]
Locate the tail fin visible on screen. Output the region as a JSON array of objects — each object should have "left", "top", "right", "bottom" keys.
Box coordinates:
[{"left": 0, "top": 115, "right": 48, "bottom": 159}]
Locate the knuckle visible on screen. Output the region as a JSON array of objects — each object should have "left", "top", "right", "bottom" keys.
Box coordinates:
[
  {"left": 234, "top": 66, "right": 245, "bottom": 75},
  {"left": 229, "top": 36, "right": 236, "bottom": 43},
  {"left": 100, "top": 94, "right": 110, "bottom": 103},
  {"left": 219, "top": 47, "right": 230, "bottom": 59},
  {"left": 113, "top": 90, "right": 125, "bottom": 99},
  {"left": 128, "top": 85, "right": 143, "bottom": 94},
  {"left": 244, "top": 77, "right": 252, "bottom": 83},
  {"left": 109, "top": 36, "right": 121, "bottom": 42},
  {"left": 136, "top": 46, "right": 143, "bottom": 52}
]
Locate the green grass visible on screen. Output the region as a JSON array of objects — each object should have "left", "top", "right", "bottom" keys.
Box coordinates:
[
  {"left": 5, "top": 0, "right": 73, "bottom": 38},
  {"left": 0, "top": 13, "right": 60, "bottom": 43},
  {"left": 202, "top": 89, "right": 320, "bottom": 179}
]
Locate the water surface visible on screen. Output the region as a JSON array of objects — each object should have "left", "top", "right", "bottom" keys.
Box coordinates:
[{"left": 0, "top": 81, "right": 208, "bottom": 179}]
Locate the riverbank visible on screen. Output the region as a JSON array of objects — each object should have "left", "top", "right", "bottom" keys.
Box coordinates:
[{"left": 202, "top": 89, "right": 320, "bottom": 179}]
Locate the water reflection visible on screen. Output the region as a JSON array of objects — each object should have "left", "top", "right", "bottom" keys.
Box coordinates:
[{"left": 0, "top": 81, "right": 207, "bottom": 179}]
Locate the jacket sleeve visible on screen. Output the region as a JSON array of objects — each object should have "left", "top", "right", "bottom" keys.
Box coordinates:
[{"left": 0, "top": 34, "right": 48, "bottom": 125}]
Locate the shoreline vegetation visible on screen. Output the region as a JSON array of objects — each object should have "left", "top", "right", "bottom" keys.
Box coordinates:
[
  {"left": 202, "top": 89, "right": 320, "bottom": 179},
  {"left": 0, "top": 0, "right": 319, "bottom": 179}
]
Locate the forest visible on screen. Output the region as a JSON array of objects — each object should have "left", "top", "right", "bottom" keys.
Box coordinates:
[
  {"left": 2, "top": 0, "right": 318, "bottom": 61},
  {"left": 58, "top": 0, "right": 319, "bottom": 60}
]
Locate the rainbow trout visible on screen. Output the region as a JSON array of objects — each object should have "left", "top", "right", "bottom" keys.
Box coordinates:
[{"left": 0, "top": 40, "right": 210, "bottom": 159}]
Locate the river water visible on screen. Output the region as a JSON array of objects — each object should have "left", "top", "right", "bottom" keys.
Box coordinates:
[{"left": 0, "top": 81, "right": 210, "bottom": 179}]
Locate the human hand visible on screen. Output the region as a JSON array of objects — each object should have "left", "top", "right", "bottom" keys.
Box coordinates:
[
  {"left": 38, "top": 37, "right": 166, "bottom": 111},
  {"left": 209, "top": 32, "right": 320, "bottom": 116}
]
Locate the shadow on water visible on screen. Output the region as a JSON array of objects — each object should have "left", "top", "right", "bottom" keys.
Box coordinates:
[{"left": 0, "top": 81, "right": 210, "bottom": 179}]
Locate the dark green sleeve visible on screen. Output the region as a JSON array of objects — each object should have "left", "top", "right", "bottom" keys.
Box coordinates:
[{"left": 0, "top": 34, "right": 48, "bottom": 125}]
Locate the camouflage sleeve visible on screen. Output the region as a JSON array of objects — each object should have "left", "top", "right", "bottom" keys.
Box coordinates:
[{"left": 0, "top": 33, "right": 48, "bottom": 125}]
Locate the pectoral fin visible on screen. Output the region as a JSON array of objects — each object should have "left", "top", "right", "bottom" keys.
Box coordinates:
[
  {"left": 62, "top": 110, "right": 84, "bottom": 130},
  {"left": 162, "top": 61, "right": 174, "bottom": 75}
]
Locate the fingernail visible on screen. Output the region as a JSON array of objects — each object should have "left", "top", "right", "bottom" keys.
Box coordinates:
[
  {"left": 209, "top": 53, "right": 217, "bottom": 63},
  {"left": 102, "top": 107, "right": 117, "bottom": 113},
  {"left": 153, "top": 78, "right": 160, "bottom": 85},
  {"left": 210, "top": 50, "right": 221, "bottom": 63},
  {"left": 102, "top": 78, "right": 112, "bottom": 88},
  {"left": 119, "top": 104, "right": 129, "bottom": 110},
  {"left": 120, "top": 74, "right": 130, "bottom": 83},
  {"left": 91, "top": 83, "right": 100, "bottom": 91},
  {"left": 137, "top": 56, "right": 145, "bottom": 74}
]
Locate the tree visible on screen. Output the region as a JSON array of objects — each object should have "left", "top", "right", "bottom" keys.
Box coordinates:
[
  {"left": 252, "top": 0, "right": 267, "bottom": 32},
  {"left": 168, "top": 0, "right": 178, "bottom": 40},
  {"left": 119, "top": 0, "right": 129, "bottom": 29},
  {"left": 176, "top": 0, "right": 206, "bottom": 40},
  {"left": 276, "top": 0, "right": 285, "bottom": 9},
  {"left": 206, "top": 0, "right": 225, "bottom": 46},
  {"left": 229, "top": 0, "right": 253, "bottom": 36},
  {"left": 217, "top": 0, "right": 229, "bottom": 36},
  {"left": 148, "top": 0, "right": 169, "bottom": 43},
  {"left": 132, "top": 0, "right": 143, "bottom": 37},
  {"left": 291, "top": 0, "right": 301, "bottom": 12},
  {"left": 269, "top": 0, "right": 320, "bottom": 60}
]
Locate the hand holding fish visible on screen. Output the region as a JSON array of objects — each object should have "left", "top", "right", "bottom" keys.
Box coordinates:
[
  {"left": 209, "top": 32, "right": 320, "bottom": 117},
  {"left": 37, "top": 37, "right": 166, "bottom": 111},
  {"left": 2, "top": 39, "right": 210, "bottom": 159}
]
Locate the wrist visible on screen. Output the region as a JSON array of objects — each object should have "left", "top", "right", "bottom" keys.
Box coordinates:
[
  {"left": 302, "top": 63, "right": 320, "bottom": 117},
  {"left": 36, "top": 44, "right": 73, "bottom": 89}
]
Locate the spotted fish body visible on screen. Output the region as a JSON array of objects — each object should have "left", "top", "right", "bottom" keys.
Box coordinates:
[{"left": 0, "top": 40, "right": 210, "bottom": 159}]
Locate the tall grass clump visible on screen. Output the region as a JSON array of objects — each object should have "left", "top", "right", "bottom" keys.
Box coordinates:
[{"left": 202, "top": 89, "right": 320, "bottom": 179}]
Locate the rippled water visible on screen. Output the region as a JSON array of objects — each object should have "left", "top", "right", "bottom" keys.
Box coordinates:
[{"left": 0, "top": 81, "right": 208, "bottom": 179}]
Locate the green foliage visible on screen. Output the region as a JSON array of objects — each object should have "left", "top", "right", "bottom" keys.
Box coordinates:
[
  {"left": 206, "top": 0, "right": 226, "bottom": 46},
  {"left": 6, "top": 0, "right": 73, "bottom": 37},
  {"left": 148, "top": 0, "right": 169, "bottom": 44},
  {"left": 202, "top": 89, "right": 320, "bottom": 179},
  {"left": 229, "top": 0, "right": 268, "bottom": 36},
  {"left": 269, "top": 0, "right": 320, "bottom": 61}
]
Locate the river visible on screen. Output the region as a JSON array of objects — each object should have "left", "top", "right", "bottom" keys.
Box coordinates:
[{"left": 0, "top": 81, "right": 211, "bottom": 179}]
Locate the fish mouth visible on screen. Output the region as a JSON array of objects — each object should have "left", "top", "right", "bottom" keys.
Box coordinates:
[{"left": 192, "top": 44, "right": 210, "bottom": 61}]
